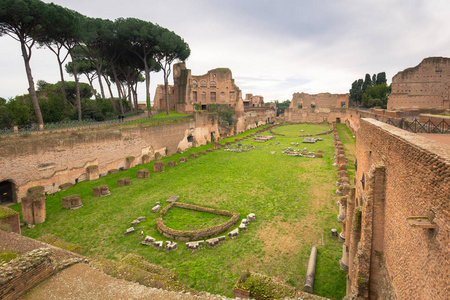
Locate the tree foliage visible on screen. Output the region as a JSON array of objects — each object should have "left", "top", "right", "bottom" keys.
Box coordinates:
[
  {"left": 349, "top": 72, "right": 389, "bottom": 108},
  {"left": 0, "top": 0, "right": 190, "bottom": 127}
]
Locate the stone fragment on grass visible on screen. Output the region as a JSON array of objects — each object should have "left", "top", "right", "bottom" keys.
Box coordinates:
[
  {"left": 247, "top": 213, "right": 256, "bottom": 221},
  {"left": 131, "top": 219, "right": 140, "bottom": 226},
  {"left": 239, "top": 223, "right": 248, "bottom": 231},
  {"left": 141, "top": 236, "right": 155, "bottom": 246},
  {"left": 165, "top": 241, "right": 178, "bottom": 251},
  {"left": 186, "top": 240, "right": 204, "bottom": 251},
  {"left": 151, "top": 205, "right": 161, "bottom": 213},
  {"left": 228, "top": 229, "right": 239, "bottom": 239},
  {"left": 206, "top": 238, "right": 220, "bottom": 248},
  {"left": 153, "top": 241, "right": 163, "bottom": 250},
  {"left": 137, "top": 216, "right": 146, "bottom": 222},
  {"left": 241, "top": 218, "right": 249, "bottom": 225},
  {"left": 166, "top": 196, "right": 180, "bottom": 203},
  {"left": 124, "top": 227, "right": 135, "bottom": 236}
]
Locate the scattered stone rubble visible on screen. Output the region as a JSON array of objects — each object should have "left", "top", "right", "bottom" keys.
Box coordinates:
[{"left": 223, "top": 144, "right": 255, "bottom": 153}]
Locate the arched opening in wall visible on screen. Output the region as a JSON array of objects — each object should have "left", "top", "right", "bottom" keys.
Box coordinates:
[
  {"left": 187, "top": 135, "right": 194, "bottom": 147},
  {"left": 0, "top": 180, "right": 17, "bottom": 204},
  {"left": 336, "top": 117, "right": 341, "bottom": 123}
]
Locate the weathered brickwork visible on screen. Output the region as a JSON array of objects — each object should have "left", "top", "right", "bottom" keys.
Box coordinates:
[
  {"left": 388, "top": 57, "right": 450, "bottom": 110},
  {"left": 347, "top": 118, "right": 450, "bottom": 300}
]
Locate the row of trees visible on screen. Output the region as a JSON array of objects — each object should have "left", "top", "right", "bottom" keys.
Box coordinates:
[
  {"left": 0, "top": 0, "right": 190, "bottom": 125},
  {"left": 349, "top": 72, "right": 391, "bottom": 108}
]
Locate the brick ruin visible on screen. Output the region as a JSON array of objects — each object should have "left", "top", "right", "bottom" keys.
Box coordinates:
[
  {"left": 153, "top": 63, "right": 243, "bottom": 113},
  {"left": 340, "top": 118, "right": 449, "bottom": 299},
  {"left": 388, "top": 57, "right": 450, "bottom": 111},
  {"left": 284, "top": 92, "right": 349, "bottom": 123}
]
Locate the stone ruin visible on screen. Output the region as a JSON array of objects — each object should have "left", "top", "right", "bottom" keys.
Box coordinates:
[
  {"left": 117, "top": 177, "right": 131, "bottom": 186},
  {"left": 199, "top": 151, "right": 206, "bottom": 155},
  {"left": 205, "top": 236, "right": 226, "bottom": 248},
  {"left": 151, "top": 202, "right": 161, "bottom": 213},
  {"left": 179, "top": 157, "right": 189, "bottom": 163},
  {"left": 62, "top": 194, "right": 83, "bottom": 210},
  {"left": 154, "top": 161, "right": 165, "bottom": 172},
  {"left": 254, "top": 135, "right": 275, "bottom": 142},
  {"left": 137, "top": 169, "right": 150, "bottom": 178},
  {"left": 190, "top": 153, "right": 198, "bottom": 159},
  {"left": 302, "top": 137, "right": 323, "bottom": 144},
  {"left": 21, "top": 186, "right": 46, "bottom": 225},
  {"left": 166, "top": 196, "right": 180, "bottom": 203},
  {"left": 223, "top": 144, "right": 255, "bottom": 153},
  {"left": 282, "top": 146, "right": 321, "bottom": 158},
  {"left": 93, "top": 184, "right": 110, "bottom": 196},
  {"left": 186, "top": 240, "right": 204, "bottom": 251},
  {"left": 167, "top": 161, "right": 178, "bottom": 167}
]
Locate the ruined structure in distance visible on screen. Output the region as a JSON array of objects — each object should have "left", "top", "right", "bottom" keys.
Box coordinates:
[
  {"left": 153, "top": 63, "right": 263, "bottom": 114},
  {"left": 388, "top": 57, "right": 450, "bottom": 111}
]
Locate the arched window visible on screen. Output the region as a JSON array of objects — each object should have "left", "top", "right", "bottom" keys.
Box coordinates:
[
  {"left": 210, "top": 81, "right": 217, "bottom": 88},
  {"left": 201, "top": 92, "right": 206, "bottom": 101},
  {"left": 220, "top": 92, "right": 225, "bottom": 100},
  {"left": 200, "top": 80, "right": 207, "bottom": 87},
  {"left": 192, "top": 80, "right": 198, "bottom": 88}
]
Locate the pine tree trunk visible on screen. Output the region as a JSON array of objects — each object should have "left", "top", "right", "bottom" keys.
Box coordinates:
[{"left": 21, "top": 42, "right": 43, "bottom": 125}]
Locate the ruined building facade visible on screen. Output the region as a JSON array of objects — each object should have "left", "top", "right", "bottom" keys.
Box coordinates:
[
  {"left": 388, "top": 57, "right": 450, "bottom": 111},
  {"left": 153, "top": 63, "right": 244, "bottom": 113},
  {"left": 340, "top": 118, "right": 449, "bottom": 300}
]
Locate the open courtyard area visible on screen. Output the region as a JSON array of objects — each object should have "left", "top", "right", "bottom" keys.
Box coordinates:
[{"left": 9, "top": 123, "right": 353, "bottom": 299}]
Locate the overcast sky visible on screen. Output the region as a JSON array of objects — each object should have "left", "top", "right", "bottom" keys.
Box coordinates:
[{"left": 1, "top": 0, "right": 450, "bottom": 102}]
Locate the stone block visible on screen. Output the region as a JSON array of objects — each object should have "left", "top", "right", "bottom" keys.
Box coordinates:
[
  {"left": 165, "top": 241, "right": 178, "bottom": 251},
  {"left": 125, "top": 156, "right": 135, "bottom": 169},
  {"left": 206, "top": 238, "right": 220, "bottom": 248},
  {"left": 207, "top": 149, "right": 214, "bottom": 152},
  {"left": 131, "top": 219, "right": 140, "bottom": 226},
  {"left": 0, "top": 206, "right": 20, "bottom": 234},
  {"left": 241, "top": 218, "right": 249, "bottom": 225},
  {"left": 331, "top": 228, "right": 338, "bottom": 238},
  {"left": 93, "top": 184, "right": 110, "bottom": 196},
  {"left": 315, "top": 153, "right": 323, "bottom": 158},
  {"left": 117, "top": 177, "right": 131, "bottom": 186},
  {"left": 228, "top": 228, "right": 239, "bottom": 239},
  {"left": 155, "top": 152, "right": 162, "bottom": 160},
  {"left": 62, "top": 194, "right": 82, "bottom": 210},
  {"left": 141, "top": 154, "right": 151, "bottom": 164},
  {"left": 247, "top": 213, "right": 256, "bottom": 221},
  {"left": 137, "top": 216, "right": 146, "bottom": 221},
  {"left": 124, "top": 227, "right": 135, "bottom": 236},
  {"left": 199, "top": 151, "right": 206, "bottom": 155},
  {"left": 154, "top": 161, "right": 165, "bottom": 172},
  {"left": 168, "top": 161, "right": 178, "bottom": 167},
  {"left": 153, "top": 241, "right": 163, "bottom": 250},
  {"left": 21, "top": 188, "right": 46, "bottom": 225},
  {"left": 108, "top": 169, "right": 119, "bottom": 175},
  {"left": 239, "top": 223, "right": 248, "bottom": 231},
  {"left": 186, "top": 240, "right": 204, "bottom": 251},
  {"left": 166, "top": 196, "right": 180, "bottom": 203},
  {"left": 179, "top": 157, "right": 188, "bottom": 163},
  {"left": 86, "top": 165, "right": 99, "bottom": 181},
  {"left": 151, "top": 205, "right": 161, "bottom": 213},
  {"left": 190, "top": 153, "right": 198, "bottom": 159},
  {"left": 137, "top": 169, "right": 150, "bottom": 178},
  {"left": 141, "top": 236, "right": 155, "bottom": 246},
  {"left": 58, "top": 182, "right": 73, "bottom": 190}
]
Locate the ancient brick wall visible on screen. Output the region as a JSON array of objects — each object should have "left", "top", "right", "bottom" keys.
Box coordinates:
[
  {"left": 0, "top": 121, "right": 193, "bottom": 201},
  {"left": 388, "top": 57, "right": 450, "bottom": 110},
  {"left": 285, "top": 107, "right": 348, "bottom": 123},
  {"left": 290, "top": 92, "right": 349, "bottom": 109},
  {"left": 349, "top": 118, "right": 449, "bottom": 299}
]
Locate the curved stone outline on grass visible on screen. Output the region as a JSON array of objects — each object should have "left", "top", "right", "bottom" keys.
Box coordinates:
[{"left": 156, "top": 202, "right": 240, "bottom": 241}]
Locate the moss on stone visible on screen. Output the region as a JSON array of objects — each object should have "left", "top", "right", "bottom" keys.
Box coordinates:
[{"left": 0, "top": 206, "right": 18, "bottom": 219}]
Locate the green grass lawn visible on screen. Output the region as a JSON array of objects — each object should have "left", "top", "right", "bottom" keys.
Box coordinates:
[{"left": 10, "top": 123, "right": 347, "bottom": 299}]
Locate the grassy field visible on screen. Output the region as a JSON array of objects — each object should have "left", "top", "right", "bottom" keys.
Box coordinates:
[{"left": 11, "top": 123, "right": 348, "bottom": 299}]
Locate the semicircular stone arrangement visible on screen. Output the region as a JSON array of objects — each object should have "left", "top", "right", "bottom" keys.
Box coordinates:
[{"left": 156, "top": 202, "right": 240, "bottom": 241}]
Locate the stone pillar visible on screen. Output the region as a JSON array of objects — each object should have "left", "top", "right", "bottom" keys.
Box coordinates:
[
  {"left": 154, "top": 161, "right": 165, "bottom": 172},
  {"left": 86, "top": 165, "right": 99, "bottom": 181},
  {"left": 303, "top": 246, "right": 318, "bottom": 293},
  {"left": 338, "top": 196, "right": 347, "bottom": 222},
  {"left": 141, "top": 154, "right": 150, "bottom": 164},
  {"left": 21, "top": 187, "right": 46, "bottom": 225},
  {"left": 340, "top": 244, "right": 349, "bottom": 271},
  {"left": 125, "top": 156, "right": 135, "bottom": 169}
]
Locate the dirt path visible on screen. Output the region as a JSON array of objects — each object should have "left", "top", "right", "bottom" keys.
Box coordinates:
[{"left": 20, "top": 263, "right": 231, "bottom": 300}]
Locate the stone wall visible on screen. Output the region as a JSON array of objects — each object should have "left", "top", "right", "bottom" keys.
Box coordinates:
[
  {"left": 290, "top": 92, "right": 349, "bottom": 109},
  {"left": 284, "top": 107, "right": 348, "bottom": 123},
  {"left": 156, "top": 202, "right": 240, "bottom": 241},
  {"left": 388, "top": 57, "right": 450, "bottom": 110},
  {"left": 346, "top": 118, "right": 450, "bottom": 299}
]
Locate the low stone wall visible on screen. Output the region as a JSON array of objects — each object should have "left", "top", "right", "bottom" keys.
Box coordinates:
[
  {"left": 0, "top": 248, "right": 55, "bottom": 300},
  {"left": 156, "top": 203, "right": 240, "bottom": 241}
]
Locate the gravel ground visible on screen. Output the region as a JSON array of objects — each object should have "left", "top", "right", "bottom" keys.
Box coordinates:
[{"left": 19, "top": 263, "right": 233, "bottom": 300}]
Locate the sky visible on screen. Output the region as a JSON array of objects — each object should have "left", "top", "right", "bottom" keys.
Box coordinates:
[{"left": 1, "top": 0, "right": 450, "bottom": 103}]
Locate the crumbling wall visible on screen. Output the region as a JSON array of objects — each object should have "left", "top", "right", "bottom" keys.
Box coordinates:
[{"left": 348, "top": 118, "right": 450, "bottom": 299}]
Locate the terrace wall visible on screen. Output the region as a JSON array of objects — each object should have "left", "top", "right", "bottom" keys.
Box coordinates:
[{"left": 347, "top": 118, "right": 450, "bottom": 299}]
